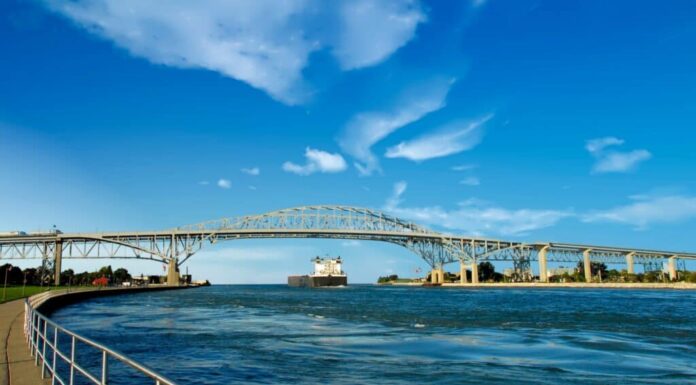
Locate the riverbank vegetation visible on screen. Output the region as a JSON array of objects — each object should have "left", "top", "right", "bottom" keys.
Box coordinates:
[
  {"left": 377, "top": 261, "right": 696, "bottom": 284},
  {"left": 0, "top": 263, "right": 136, "bottom": 303}
]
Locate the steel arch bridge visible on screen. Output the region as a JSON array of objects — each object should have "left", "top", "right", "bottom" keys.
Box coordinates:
[{"left": 1, "top": 205, "right": 695, "bottom": 284}]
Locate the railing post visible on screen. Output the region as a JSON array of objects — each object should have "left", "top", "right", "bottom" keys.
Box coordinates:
[
  {"left": 52, "top": 325, "right": 58, "bottom": 382},
  {"left": 70, "top": 335, "right": 76, "bottom": 385},
  {"left": 33, "top": 314, "right": 39, "bottom": 364},
  {"left": 42, "top": 319, "right": 47, "bottom": 378},
  {"left": 101, "top": 350, "right": 109, "bottom": 385}
]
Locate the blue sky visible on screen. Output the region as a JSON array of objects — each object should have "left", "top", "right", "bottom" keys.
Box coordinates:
[{"left": 2, "top": 0, "right": 696, "bottom": 283}]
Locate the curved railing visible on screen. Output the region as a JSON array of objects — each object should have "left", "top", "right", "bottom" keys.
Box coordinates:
[{"left": 24, "top": 290, "right": 176, "bottom": 385}]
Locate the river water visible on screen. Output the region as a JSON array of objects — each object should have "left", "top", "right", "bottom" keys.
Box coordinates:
[{"left": 49, "top": 285, "right": 696, "bottom": 384}]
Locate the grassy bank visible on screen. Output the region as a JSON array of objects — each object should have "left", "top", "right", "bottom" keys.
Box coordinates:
[{"left": 0, "top": 286, "right": 63, "bottom": 304}]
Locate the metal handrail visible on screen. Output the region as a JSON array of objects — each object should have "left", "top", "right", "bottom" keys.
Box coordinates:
[{"left": 24, "top": 294, "right": 176, "bottom": 385}]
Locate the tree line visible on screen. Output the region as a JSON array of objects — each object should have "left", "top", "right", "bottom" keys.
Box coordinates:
[
  {"left": 0, "top": 263, "right": 132, "bottom": 286},
  {"left": 379, "top": 261, "right": 696, "bottom": 283}
]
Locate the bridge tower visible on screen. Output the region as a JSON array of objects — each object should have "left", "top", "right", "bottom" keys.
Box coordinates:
[
  {"left": 538, "top": 246, "right": 549, "bottom": 282},
  {"left": 167, "top": 234, "right": 180, "bottom": 286},
  {"left": 54, "top": 240, "right": 62, "bottom": 286}
]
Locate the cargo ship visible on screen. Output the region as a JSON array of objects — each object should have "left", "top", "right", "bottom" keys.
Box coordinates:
[{"left": 288, "top": 256, "right": 347, "bottom": 288}]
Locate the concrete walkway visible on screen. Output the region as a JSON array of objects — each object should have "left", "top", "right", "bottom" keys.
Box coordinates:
[{"left": 0, "top": 299, "right": 48, "bottom": 385}]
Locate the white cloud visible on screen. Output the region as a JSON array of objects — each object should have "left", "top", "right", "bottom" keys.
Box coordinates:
[
  {"left": 459, "top": 177, "right": 480, "bottom": 186},
  {"left": 585, "top": 137, "right": 624, "bottom": 154},
  {"left": 583, "top": 195, "right": 696, "bottom": 230},
  {"left": 385, "top": 115, "right": 491, "bottom": 161},
  {"left": 385, "top": 180, "right": 408, "bottom": 209},
  {"left": 45, "top": 0, "right": 425, "bottom": 105},
  {"left": 282, "top": 147, "right": 347, "bottom": 176},
  {"left": 585, "top": 137, "right": 651, "bottom": 173},
  {"left": 452, "top": 164, "right": 478, "bottom": 171},
  {"left": 248, "top": 185, "right": 257, "bottom": 190},
  {"left": 217, "top": 179, "right": 231, "bottom": 189},
  {"left": 383, "top": 181, "right": 570, "bottom": 236},
  {"left": 241, "top": 167, "right": 260, "bottom": 176},
  {"left": 338, "top": 78, "right": 454, "bottom": 175},
  {"left": 341, "top": 240, "right": 362, "bottom": 247},
  {"left": 593, "top": 150, "right": 652, "bottom": 174},
  {"left": 334, "top": 0, "right": 425, "bottom": 69}
]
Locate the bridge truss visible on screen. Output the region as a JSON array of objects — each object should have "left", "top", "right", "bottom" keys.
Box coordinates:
[{"left": 1, "top": 205, "right": 694, "bottom": 285}]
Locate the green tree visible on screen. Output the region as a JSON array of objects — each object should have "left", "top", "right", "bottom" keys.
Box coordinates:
[
  {"left": 686, "top": 272, "right": 696, "bottom": 283},
  {"left": 577, "top": 261, "right": 607, "bottom": 281},
  {"left": 478, "top": 262, "right": 496, "bottom": 282},
  {"left": 113, "top": 268, "right": 131, "bottom": 284},
  {"left": 61, "top": 269, "right": 75, "bottom": 285},
  {"left": 98, "top": 265, "right": 114, "bottom": 281}
]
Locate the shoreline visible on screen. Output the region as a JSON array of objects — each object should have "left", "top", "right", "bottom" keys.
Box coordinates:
[
  {"left": 378, "top": 282, "right": 696, "bottom": 290},
  {"left": 2, "top": 285, "right": 195, "bottom": 385}
]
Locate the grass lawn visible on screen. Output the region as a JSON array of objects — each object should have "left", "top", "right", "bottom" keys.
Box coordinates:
[{"left": 0, "top": 285, "right": 63, "bottom": 304}]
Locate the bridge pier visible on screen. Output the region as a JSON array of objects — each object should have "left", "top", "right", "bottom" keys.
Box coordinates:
[
  {"left": 626, "top": 252, "right": 635, "bottom": 274},
  {"left": 430, "top": 268, "right": 444, "bottom": 284},
  {"left": 460, "top": 261, "right": 468, "bottom": 284},
  {"left": 583, "top": 249, "right": 592, "bottom": 283},
  {"left": 471, "top": 261, "right": 479, "bottom": 284},
  {"left": 167, "top": 258, "right": 180, "bottom": 286},
  {"left": 538, "top": 246, "right": 549, "bottom": 283},
  {"left": 54, "top": 240, "right": 62, "bottom": 286},
  {"left": 668, "top": 256, "right": 677, "bottom": 281}
]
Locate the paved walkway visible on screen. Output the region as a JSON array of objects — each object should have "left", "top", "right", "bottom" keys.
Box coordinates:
[{"left": 0, "top": 299, "right": 48, "bottom": 385}]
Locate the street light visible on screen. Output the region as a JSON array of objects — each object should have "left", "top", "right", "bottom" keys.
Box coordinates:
[
  {"left": 2, "top": 263, "right": 10, "bottom": 302},
  {"left": 22, "top": 270, "right": 27, "bottom": 297}
]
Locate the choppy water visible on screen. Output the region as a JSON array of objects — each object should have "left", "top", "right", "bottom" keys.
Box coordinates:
[{"left": 49, "top": 285, "right": 696, "bottom": 384}]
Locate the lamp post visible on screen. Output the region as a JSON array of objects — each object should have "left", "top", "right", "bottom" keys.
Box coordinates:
[
  {"left": 22, "top": 271, "right": 27, "bottom": 297},
  {"left": 2, "top": 264, "right": 10, "bottom": 302}
]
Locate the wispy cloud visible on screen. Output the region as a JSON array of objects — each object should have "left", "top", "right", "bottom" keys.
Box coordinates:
[
  {"left": 383, "top": 181, "right": 570, "bottom": 236},
  {"left": 452, "top": 164, "right": 478, "bottom": 171},
  {"left": 341, "top": 240, "right": 362, "bottom": 247},
  {"left": 593, "top": 150, "right": 652, "bottom": 174},
  {"left": 586, "top": 137, "right": 651, "bottom": 174},
  {"left": 44, "top": 0, "right": 425, "bottom": 105},
  {"left": 334, "top": 0, "right": 425, "bottom": 70},
  {"left": 459, "top": 177, "right": 480, "bottom": 186},
  {"left": 282, "top": 147, "right": 347, "bottom": 176},
  {"left": 385, "top": 115, "right": 491, "bottom": 161},
  {"left": 338, "top": 78, "right": 454, "bottom": 175},
  {"left": 585, "top": 137, "right": 624, "bottom": 154},
  {"left": 217, "top": 179, "right": 231, "bottom": 189},
  {"left": 241, "top": 167, "right": 260, "bottom": 176},
  {"left": 583, "top": 195, "right": 696, "bottom": 230},
  {"left": 198, "top": 181, "right": 210, "bottom": 186}
]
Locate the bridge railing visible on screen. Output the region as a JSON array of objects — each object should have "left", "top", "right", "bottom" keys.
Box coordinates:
[{"left": 24, "top": 295, "right": 176, "bottom": 385}]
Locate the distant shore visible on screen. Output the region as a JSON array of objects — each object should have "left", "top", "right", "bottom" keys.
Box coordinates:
[{"left": 379, "top": 282, "right": 696, "bottom": 290}]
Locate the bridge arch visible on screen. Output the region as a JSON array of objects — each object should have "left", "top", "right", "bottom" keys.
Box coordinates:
[{"left": 174, "top": 205, "right": 471, "bottom": 268}]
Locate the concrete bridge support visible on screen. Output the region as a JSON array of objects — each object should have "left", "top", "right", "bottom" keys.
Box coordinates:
[
  {"left": 460, "top": 261, "right": 468, "bottom": 284},
  {"left": 54, "top": 240, "right": 62, "bottom": 286},
  {"left": 471, "top": 261, "right": 479, "bottom": 284},
  {"left": 583, "top": 249, "right": 592, "bottom": 283},
  {"left": 430, "top": 268, "right": 444, "bottom": 284},
  {"left": 626, "top": 252, "right": 635, "bottom": 274},
  {"left": 668, "top": 256, "right": 677, "bottom": 281},
  {"left": 538, "top": 247, "right": 549, "bottom": 282},
  {"left": 167, "top": 258, "right": 180, "bottom": 286}
]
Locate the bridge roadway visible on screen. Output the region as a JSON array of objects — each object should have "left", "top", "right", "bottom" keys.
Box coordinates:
[{"left": 0, "top": 206, "right": 694, "bottom": 285}]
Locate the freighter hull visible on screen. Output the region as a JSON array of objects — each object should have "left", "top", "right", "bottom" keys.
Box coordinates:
[{"left": 287, "top": 275, "right": 347, "bottom": 288}]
